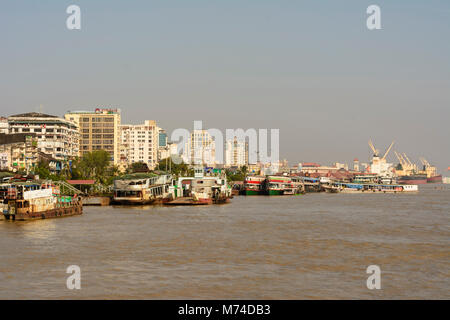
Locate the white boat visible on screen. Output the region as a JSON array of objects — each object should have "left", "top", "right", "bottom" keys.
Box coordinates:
[
  {"left": 113, "top": 173, "right": 175, "bottom": 204},
  {"left": 323, "top": 182, "right": 418, "bottom": 193}
]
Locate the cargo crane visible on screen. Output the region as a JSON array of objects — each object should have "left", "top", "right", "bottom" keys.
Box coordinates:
[
  {"left": 419, "top": 157, "right": 441, "bottom": 182},
  {"left": 367, "top": 140, "right": 395, "bottom": 176},
  {"left": 394, "top": 151, "right": 416, "bottom": 176}
]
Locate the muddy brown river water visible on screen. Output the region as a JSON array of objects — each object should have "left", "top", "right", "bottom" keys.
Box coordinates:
[{"left": 0, "top": 184, "right": 449, "bottom": 299}]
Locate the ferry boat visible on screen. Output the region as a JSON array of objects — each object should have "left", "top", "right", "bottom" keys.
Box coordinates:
[
  {"left": 166, "top": 168, "right": 232, "bottom": 205},
  {"left": 0, "top": 181, "right": 82, "bottom": 221},
  {"left": 265, "top": 176, "right": 293, "bottom": 195},
  {"left": 113, "top": 173, "right": 175, "bottom": 205},
  {"left": 323, "top": 182, "right": 418, "bottom": 193},
  {"left": 243, "top": 176, "right": 266, "bottom": 195},
  {"left": 289, "top": 176, "right": 306, "bottom": 195}
]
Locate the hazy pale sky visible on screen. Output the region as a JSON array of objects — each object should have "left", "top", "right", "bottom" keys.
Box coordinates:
[{"left": 1, "top": 0, "right": 449, "bottom": 172}]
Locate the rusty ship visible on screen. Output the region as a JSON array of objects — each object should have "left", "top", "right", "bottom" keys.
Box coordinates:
[{"left": 0, "top": 181, "right": 83, "bottom": 221}]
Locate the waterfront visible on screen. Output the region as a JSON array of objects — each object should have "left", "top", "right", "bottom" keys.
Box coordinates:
[{"left": 0, "top": 184, "right": 449, "bottom": 299}]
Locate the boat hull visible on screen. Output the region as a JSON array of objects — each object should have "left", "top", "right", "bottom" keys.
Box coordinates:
[
  {"left": 113, "top": 197, "right": 155, "bottom": 205},
  {"left": 267, "top": 190, "right": 285, "bottom": 196},
  {"left": 244, "top": 189, "right": 264, "bottom": 196},
  {"left": 398, "top": 175, "right": 427, "bottom": 185},
  {"left": 3, "top": 202, "right": 83, "bottom": 221},
  {"left": 427, "top": 175, "right": 443, "bottom": 183},
  {"left": 164, "top": 197, "right": 212, "bottom": 206}
]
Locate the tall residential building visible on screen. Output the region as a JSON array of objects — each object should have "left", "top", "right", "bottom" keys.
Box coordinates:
[
  {"left": 158, "top": 128, "right": 168, "bottom": 147},
  {"left": 225, "top": 137, "right": 248, "bottom": 167},
  {"left": 65, "top": 108, "right": 121, "bottom": 164},
  {"left": 157, "top": 128, "right": 169, "bottom": 161},
  {"left": 119, "top": 120, "right": 159, "bottom": 170},
  {"left": 183, "top": 130, "right": 216, "bottom": 166},
  {"left": 8, "top": 112, "right": 79, "bottom": 161}
]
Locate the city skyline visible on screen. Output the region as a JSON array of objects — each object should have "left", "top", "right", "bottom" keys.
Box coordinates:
[{"left": 1, "top": 0, "right": 449, "bottom": 172}]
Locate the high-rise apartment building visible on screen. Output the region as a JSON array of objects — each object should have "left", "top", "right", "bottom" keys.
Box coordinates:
[
  {"left": 119, "top": 120, "right": 159, "bottom": 170},
  {"left": 8, "top": 112, "right": 79, "bottom": 161},
  {"left": 65, "top": 108, "right": 121, "bottom": 164},
  {"left": 225, "top": 137, "right": 248, "bottom": 167},
  {"left": 183, "top": 130, "right": 216, "bottom": 166}
]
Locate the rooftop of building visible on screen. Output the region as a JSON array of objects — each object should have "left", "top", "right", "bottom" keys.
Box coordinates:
[
  {"left": 9, "top": 112, "right": 58, "bottom": 118},
  {"left": 302, "top": 162, "right": 321, "bottom": 167},
  {"left": 66, "top": 108, "right": 121, "bottom": 114}
]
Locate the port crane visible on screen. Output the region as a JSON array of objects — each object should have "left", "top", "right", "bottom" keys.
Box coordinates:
[
  {"left": 419, "top": 157, "right": 438, "bottom": 178},
  {"left": 394, "top": 151, "right": 406, "bottom": 167},
  {"left": 394, "top": 151, "right": 417, "bottom": 175},
  {"left": 419, "top": 157, "right": 431, "bottom": 168},
  {"left": 367, "top": 140, "right": 395, "bottom": 175},
  {"left": 368, "top": 140, "right": 394, "bottom": 160}
]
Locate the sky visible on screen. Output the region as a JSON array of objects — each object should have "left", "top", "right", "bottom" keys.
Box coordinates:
[{"left": 1, "top": 0, "right": 449, "bottom": 172}]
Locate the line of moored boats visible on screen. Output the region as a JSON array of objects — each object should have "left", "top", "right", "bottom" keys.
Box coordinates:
[
  {"left": 0, "top": 170, "right": 423, "bottom": 222},
  {"left": 240, "top": 175, "right": 419, "bottom": 195}
]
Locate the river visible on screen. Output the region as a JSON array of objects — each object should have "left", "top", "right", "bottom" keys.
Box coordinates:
[{"left": 0, "top": 184, "right": 448, "bottom": 299}]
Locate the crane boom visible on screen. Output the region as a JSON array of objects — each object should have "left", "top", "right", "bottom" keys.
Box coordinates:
[
  {"left": 382, "top": 141, "right": 395, "bottom": 160},
  {"left": 403, "top": 153, "right": 413, "bottom": 165},
  {"left": 394, "top": 151, "right": 405, "bottom": 165},
  {"left": 368, "top": 139, "right": 379, "bottom": 156}
]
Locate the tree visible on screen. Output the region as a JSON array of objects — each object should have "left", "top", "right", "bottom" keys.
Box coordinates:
[
  {"left": 225, "top": 166, "right": 248, "bottom": 182},
  {"left": 77, "top": 150, "right": 111, "bottom": 184},
  {"left": 155, "top": 157, "right": 191, "bottom": 177},
  {"left": 130, "top": 161, "right": 149, "bottom": 173},
  {"left": 33, "top": 160, "right": 51, "bottom": 180}
]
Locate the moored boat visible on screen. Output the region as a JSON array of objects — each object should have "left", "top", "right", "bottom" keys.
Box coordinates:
[
  {"left": 266, "top": 176, "right": 292, "bottom": 195},
  {"left": 166, "top": 168, "right": 232, "bottom": 206},
  {"left": 113, "top": 173, "right": 175, "bottom": 205},
  {"left": 0, "top": 181, "right": 83, "bottom": 221},
  {"left": 323, "top": 182, "right": 418, "bottom": 193},
  {"left": 398, "top": 174, "right": 427, "bottom": 185},
  {"left": 243, "top": 176, "right": 266, "bottom": 195},
  {"left": 427, "top": 174, "right": 443, "bottom": 183}
]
